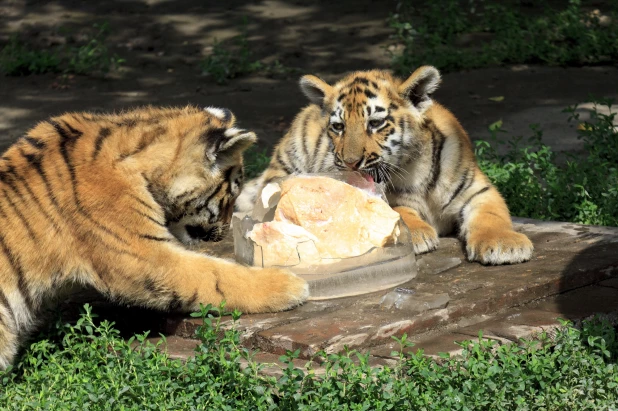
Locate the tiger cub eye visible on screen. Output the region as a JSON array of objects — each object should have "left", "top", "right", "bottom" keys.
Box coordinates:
[
  {"left": 331, "top": 122, "right": 344, "bottom": 132},
  {"left": 369, "top": 119, "right": 385, "bottom": 128}
]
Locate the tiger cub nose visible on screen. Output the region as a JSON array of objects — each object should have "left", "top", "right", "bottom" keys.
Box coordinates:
[{"left": 343, "top": 158, "right": 361, "bottom": 170}]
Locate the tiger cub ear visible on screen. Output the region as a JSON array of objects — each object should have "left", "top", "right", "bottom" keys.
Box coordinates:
[
  {"left": 207, "top": 129, "right": 257, "bottom": 163},
  {"left": 299, "top": 74, "right": 333, "bottom": 105},
  {"left": 398, "top": 66, "right": 441, "bottom": 113}
]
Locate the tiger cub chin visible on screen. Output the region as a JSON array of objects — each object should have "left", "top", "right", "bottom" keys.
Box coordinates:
[
  {"left": 0, "top": 106, "right": 308, "bottom": 369},
  {"left": 237, "top": 66, "right": 533, "bottom": 266}
]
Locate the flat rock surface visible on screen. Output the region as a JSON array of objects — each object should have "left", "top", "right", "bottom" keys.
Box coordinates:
[{"left": 84, "top": 217, "right": 618, "bottom": 361}]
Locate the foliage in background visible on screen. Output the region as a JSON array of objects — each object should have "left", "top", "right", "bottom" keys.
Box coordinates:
[
  {"left": 1, "top": 304, "right": 618, "bottom": 409},
  {"left": 0, "top": 37, "right": 60, "bottom": 75},
  {"left": 200, "top": 19, "right": 298, "bottom": 84},
  {"left": 477, "top": 99, "right": 618, "bottom": 226},
  {"left": 244, "top": 145, "right": 272, "bottom": 179},
  {"left": 200, "top": 22, "right": 263, "bottom": 85},
  {"left": 0, "top": 22, "right": 124, "bottom": 76},
  {"left": 389, "top": 0, "right": 618, "bottom": 74}
]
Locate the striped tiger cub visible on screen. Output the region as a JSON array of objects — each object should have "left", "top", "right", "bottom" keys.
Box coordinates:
[
  {"left": 237, "top": 66, "right": 533, "bottom": 266},
  {"left": 0, "top": 106, "right": 308, "bottom": 369}
]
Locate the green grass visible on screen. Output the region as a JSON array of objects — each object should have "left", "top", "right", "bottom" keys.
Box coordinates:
[
  {"left": 1, "top": 304, "right": 618, "bottom": 409},
  {"left": 0, "top": 22, "right": 124, "bottom": 76},
  {"left": 389, "top": 0, "right": 618, "bottom": 74},
  {"left": 477, "top": 99, "right": 618, "bottom": 226}
]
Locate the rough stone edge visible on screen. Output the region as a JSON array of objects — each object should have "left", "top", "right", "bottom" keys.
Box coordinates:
[
  {"left": 513, "top": 217, "right": 618, "bottom": 242},
  {"left": 140, "top": 305, "right": 618, "bottom": 380},
  {"left": 371, "top": 307, "right": 618, "bottom": 365}
]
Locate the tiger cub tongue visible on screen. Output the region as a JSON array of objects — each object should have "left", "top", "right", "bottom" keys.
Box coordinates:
[{"left": 343, "top": 172, "right": 376, "bottom": 194}]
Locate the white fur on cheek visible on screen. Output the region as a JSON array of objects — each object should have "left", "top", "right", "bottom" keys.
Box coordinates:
[
  {"left": 224, "top": 127, "right": 244, "bottom": 137},
  {"left": 204, "top": 107, "right": 227, "bottom": 119}
]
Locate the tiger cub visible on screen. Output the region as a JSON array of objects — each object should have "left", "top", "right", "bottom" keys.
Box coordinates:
[
  {"left": 0, "top": 106, "right": 308, "bottom": 369},
  {"left": 236, "top": 66, "right": 533, "bottom": 265}
]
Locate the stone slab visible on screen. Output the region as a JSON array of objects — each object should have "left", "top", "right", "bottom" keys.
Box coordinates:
[
  {"left": 599, "top": 277, "right": 618, "bottom": 289},
  {"left": 117, "top": 218, "right": 618, "bottom": 360},
  {"left": 501, "top": 309, "right": 564, "bottom": 328},
  {"left": 163, "top": 297, "right": 358, "bottom": 348},
  {"left": 371, "top": 332, "right": 476, "bottom": 360},
  {"left": 530, "top": 285, "right": 618, "bottom": 320},
  {"left": 255, "top": 304, "right": 451, "bottom": 358},
  {"left": 454, "top": 309, "right": 562, "bottom": 343},
  {"left": 141, "top": 335, "right": 200, "bottom": 361},
  {"left": 371, "top": 302, "right": 613, "bottom": 362},
  {"left": 140, "top": 335, "right": 398, "bottom": 377}
]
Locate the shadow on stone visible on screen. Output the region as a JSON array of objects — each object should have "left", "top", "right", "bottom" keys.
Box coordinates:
[{"left": 552, "top": 240, "right": 618, "bottom": 321}]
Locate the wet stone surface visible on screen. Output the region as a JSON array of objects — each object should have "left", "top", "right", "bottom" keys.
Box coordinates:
[
  {"left": 85, "top": 218, "right": 618, "bottom": 361},
  {"left": 379, "top": 289, "right": 450, "bottom": 313}
]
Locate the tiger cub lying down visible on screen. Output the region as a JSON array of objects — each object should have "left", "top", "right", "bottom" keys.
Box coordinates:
[
  {"left": 236, "top": 66, "right": 534, "bottom": 265},
  {"left": 0, "top": 106, "right": 308, "bottom": 369}
]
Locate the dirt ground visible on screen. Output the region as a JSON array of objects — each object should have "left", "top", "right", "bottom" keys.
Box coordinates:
[{"left": 1, "top": 0, "right": 617, "bottom": 155}]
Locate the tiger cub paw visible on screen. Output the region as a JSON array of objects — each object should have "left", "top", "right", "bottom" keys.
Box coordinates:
[
  {"left": 466, "top": 230, "right": 533, "bottom": 265},
  {"left": 393, "top": 206, "right": 439, "bottom": 255},
  {"left": 251, "top": 267, "right": 310, "bottom": 312},
  {"left": 409, "top": 221, "right": 440, "bottom": 255}
]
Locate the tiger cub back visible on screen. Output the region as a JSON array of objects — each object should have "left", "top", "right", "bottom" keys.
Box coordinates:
[
  {"left": 237, "top": 67, "right": 533, "bottom": 266},
  {"left": 0, "top": 106, "right": 308, "bottom": 369}
]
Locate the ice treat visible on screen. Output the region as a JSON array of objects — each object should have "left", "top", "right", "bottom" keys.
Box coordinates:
[
  {"left": 246, "top": 175, "right": 401, "bottom": 267},
  {"left": 247, "top": 220, "right": 321, "bottom": 266}
]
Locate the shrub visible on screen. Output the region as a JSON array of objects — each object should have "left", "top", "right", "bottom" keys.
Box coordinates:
[
  {"left": 200, "top": 18, "right": 263, "bottom": 85},
  {"left": 476, "top": 99, "right": 618, "bottom": 226},
  {"left": 2, "top": 304, "right": 618, "bottom": 409},
  {"left": 389, "top": 0, "right": 618, "bottom": 74},
  {"left": 200, "top": 18, "right": 298, "bottom": 84},
  {"left": 0, "top": 22, "right": 123, "bottom": 76},
  {"left": 0, "top": 37, "right": 62, "bottom": 75},
  {"left": 244, "top": 145, "right": 272, "bottom": 180}
]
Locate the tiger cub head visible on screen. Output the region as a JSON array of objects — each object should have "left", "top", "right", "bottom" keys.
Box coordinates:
[
  {"left": 154, "top": 107, "right": 256, "bottom": 245},
  {"left": 300, "top": 66, "right": 441, "bottom": 182}
]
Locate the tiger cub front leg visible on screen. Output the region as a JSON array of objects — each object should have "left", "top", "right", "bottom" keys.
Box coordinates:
[
  {"left": 393, "top": 206, "right": 439, "bottom": 254},
  {"left": 95, "top": 242, "right": 309, "bottom": 314},
  {"left": 460, "top": 186, "right": 533, "bottom": 265}
]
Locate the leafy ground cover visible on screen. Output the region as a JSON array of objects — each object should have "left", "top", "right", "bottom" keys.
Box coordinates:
[
  {"left": 476, "top": 99, "right": 617, "bottom": 226},
  {"left": 1, "top": 304, "right": 617, "bottom": 410},
  {"left": 200, "top": 19, "right": 298, "bottom": 84},
  {"left": 0, "top": 22, "right": 123, "bottom": 76}
]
